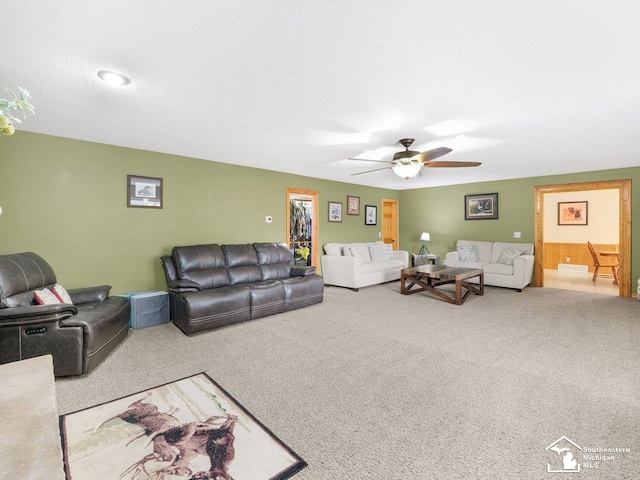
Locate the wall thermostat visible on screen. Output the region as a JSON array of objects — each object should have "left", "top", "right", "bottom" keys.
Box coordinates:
[{"left": 265, "top": 216, "right": 273, "bottom": 223}]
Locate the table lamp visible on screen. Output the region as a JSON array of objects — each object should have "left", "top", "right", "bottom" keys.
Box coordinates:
[{"left": 419, "top": 232, "right": 431, "bottom": 254}]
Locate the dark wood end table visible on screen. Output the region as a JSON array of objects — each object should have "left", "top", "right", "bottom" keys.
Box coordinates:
[{"left": 401, "top": 264, "right": 484, "bottom": 305}]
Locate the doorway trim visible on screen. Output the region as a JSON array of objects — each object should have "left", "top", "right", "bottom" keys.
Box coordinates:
[
  {"left": 534, "top": 179, "right": 631, "bottom": 297},
  {"left": 286, "top": 188, "right": 320, "bottom": 268}
]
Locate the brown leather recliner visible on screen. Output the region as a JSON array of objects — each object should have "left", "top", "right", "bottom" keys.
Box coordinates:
[{"left": 0, "top": 252, "right": 130, "bottom": 376}]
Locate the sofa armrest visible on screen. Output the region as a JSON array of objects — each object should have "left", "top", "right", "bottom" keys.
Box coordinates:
[
  {"left": 167, "top": 279, "right": 202, "bottom": 293},
  {"left": 68, "top": 285, "right": 111, "bottom": 305},
  {"left": 512, "top": 254, "right": 535, "bottom": 287},
  {"left": 445, "top": 251, "right": 460, "bottom": 266},
  {"left": 291, "top": 266, "right": 316, "bottom": 276},
  {"left": 0, "top": 304, "right": 78, "bottom": 325},
  {"left": 320, "top": 255, "right": 361, "bottom": 287},
  {"left": 392, "top": 250, "right": 410, "bottom": 268}
]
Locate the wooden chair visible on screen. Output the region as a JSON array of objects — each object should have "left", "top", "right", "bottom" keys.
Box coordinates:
[{"left": 587, "top": 241, "right": 619, "bottom": 284}]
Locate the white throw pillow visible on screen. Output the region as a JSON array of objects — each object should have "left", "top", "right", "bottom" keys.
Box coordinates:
[
  {"left": 369, "top": 243, "right": 391, "bottom": 262},
  {"left": 34, "top": 288, "right": 61, "bottom": 305},
  {"left": 457, "top": 244, "right": 478, "bottom": 262},
  {"left": 343, "top": 246, "right": 362, "bottom": 259},
  {"left": 383, "top": 242, "right": 394, "bottom": 259},
  {"left": 497, "top": 245, "right": 522, "bottom": 265},
  {"left": 52, "top": 283, "right": 73, "bottom": 304}
]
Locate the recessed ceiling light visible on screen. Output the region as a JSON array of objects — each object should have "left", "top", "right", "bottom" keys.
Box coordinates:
[{"left": 97, "top": 70, "right": 131, "bottom": 86}]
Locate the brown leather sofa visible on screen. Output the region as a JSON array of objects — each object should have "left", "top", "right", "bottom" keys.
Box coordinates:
[
  {"left": 0, "top": 252, "right": 130, "bottom": 376},
  {"left": 161, "top": 243, "right": 324, "bottom": 335}
]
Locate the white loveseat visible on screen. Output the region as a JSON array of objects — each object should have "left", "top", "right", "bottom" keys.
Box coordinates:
[
  {"left": 321, "top": 242, "right": 409, "bottom": 291},
  {"left": 445, "top": 240, "right": 535, "bottom": 291}
]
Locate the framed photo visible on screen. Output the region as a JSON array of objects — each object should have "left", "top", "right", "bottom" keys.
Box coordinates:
[
  {"left": 328, "top": 201, "right": 342, "bottom": 222},
  {"left": 347, "top": 196, "right": 360, "bottom": 215},
  {"left": 465, "top": 193, "right": 498, "bottom": 220},
  {"left": 128, "top": 175, "right": 163, "bottom": 208},
  {"left": 558, "top": 201, "right": 588, "bottom": 225},
  {"left": 365, "top": 205, "right": 377, "bottom": 225}
]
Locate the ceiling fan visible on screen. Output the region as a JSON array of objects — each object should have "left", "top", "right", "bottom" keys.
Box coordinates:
[{"left": 349, "top": 138, "right": 481, "bottom": 179}]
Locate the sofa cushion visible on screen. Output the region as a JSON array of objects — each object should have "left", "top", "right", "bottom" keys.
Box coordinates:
[
  {"left": 0, "top": 252, "right": 58, "bottom": 306},
  {"left": 456, "top": 261, "right": 485, "bottom": 270},
  {"left": 361, "top": 260, "right": 404, "bottom": 275},
  {"left": 253, "top": 243, "right": 293, "bottom": 265},
  {"left": 343, "top": 245, "right": 362, "bottom": 259},
  {"left": 457, "top": 244, "right": 478, "bottom": 262},
  {"left": 351, "top": 243, "right": 372, "bottom": 262},
  {"left": 482, "top": 263, "right": 514, "bottom": 275},
  {"left": 496, "top": 245, "right": 522, "bottom": 265},
  {"left": 223, "top": 244, "right": 259, "bottom": 267},
  {"left": 458, "top": 240, "right": 493, "bottom": 263},
  {"left": 368, "top": 243, "right": 392, "bottom": 262},
  {"left": 223, "top": 244, "right": 262, "bottom": 285},
  {"left": 253, "top": 243, "right": 294, "bottom": 280},
  {"left": 491, "top": 242, "right": 534, "bottom": 263},
  {"left": 323, "top": 243, "right": 345, "bottom": 256},
  {"left": 172, "top": 244, "right": 230, "bottom": 289}
]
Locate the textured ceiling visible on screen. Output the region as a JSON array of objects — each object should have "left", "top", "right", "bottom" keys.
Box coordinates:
[{"left": 3, "top": 1, "right": 639, "bottom": 190}]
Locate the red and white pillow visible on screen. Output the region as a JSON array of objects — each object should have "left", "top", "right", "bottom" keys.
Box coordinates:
[
  {"left": 34, "top": 284, "right": 74, "bottom": 305},
  {"left": 52, "top": 284, "right": 73, "bottom": 304}
]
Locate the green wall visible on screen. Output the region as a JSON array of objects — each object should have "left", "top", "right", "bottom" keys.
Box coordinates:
[
  {"left": 2, "top": 131, "right": 638, "bottom": 296},
  {"left": 399, "top": 169, "right": 640, "bottom": 286},
  {"left": 0, "top": 132, "right": 397, "bottom": 294}
]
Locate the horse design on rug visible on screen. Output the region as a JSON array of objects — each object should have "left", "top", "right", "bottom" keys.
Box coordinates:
[{"left": 100, "top": 393, "right": 238, "bottom": 480}]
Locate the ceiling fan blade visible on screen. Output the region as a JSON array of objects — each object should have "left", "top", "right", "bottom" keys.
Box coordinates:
[
  {"left": 347, "top": 157, "right": 390, "bottom": 164},
  {"left": 424, "top": 161, "right": 482, "bottom": 168},
  {"left": 351, "top": 166, "right": 392, "bottom": 176},
  {"left": 412, "top": 147, "right": 453, "bottom": 163}
]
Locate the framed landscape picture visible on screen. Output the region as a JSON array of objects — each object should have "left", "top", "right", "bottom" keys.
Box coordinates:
[
  {"left": 365, "top": 205, "right": 377, "bottom": 225},
  {"left": 465, "top": 193, "right": 498, "bottom": 220},
  {"left": 558, "top": 201, "right": 588, "bottom": 225},
  {"left": 347, "top": 195, "right": 360, "bottom": 215},
  {"left": 328, "top": 201, "right": 342, "bottom": 222}
]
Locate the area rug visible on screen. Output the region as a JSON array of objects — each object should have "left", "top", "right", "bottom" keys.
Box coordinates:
[{"left": 59, "top": 372, "right": 306, "bottom": 480}]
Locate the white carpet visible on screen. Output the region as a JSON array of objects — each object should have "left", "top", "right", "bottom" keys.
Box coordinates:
[{"left": 56, "top": 284, "right": 640, "bottom": 479}]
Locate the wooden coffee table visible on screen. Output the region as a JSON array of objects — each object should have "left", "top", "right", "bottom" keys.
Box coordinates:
[{"left": 401, "top": 264, "right": 484, "bottom": 305}]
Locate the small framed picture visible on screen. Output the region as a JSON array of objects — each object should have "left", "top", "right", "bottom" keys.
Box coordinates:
[
  {"left": 328, "top": 201, "right": 342, "bottom": 222},
  {"left": 365, "top": 205, "right": 377, "bottom": 225},
  {"left": 128, "top": 175, "right": 163, "bottom": 208},
  {"left": 558, "top": 201, "right": 588, "bottom": 225},
  {"left": 464, "top": 193, "right": 498, "bottom": 220},
  {"left": 347, "top": 196, "right": 360, "bottom": 215}
]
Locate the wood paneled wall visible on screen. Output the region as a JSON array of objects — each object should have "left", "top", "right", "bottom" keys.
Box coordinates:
[{"left": 544, "top": 242, "right": 619, "bottom": 272}]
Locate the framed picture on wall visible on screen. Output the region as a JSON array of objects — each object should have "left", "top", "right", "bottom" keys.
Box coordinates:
[
  {"left": 464, "top": 193, "right": 498, "bottom": 220},
  {"left": 128, "top": 175, "right": 163, "bottom": 208},
  {"left": 347, "top": 196, "right": 360, "bottom": 215},
  {"left": 328, "top": 201, "right": 342, "bottom": 222},
  {"left": 365, "top": 205, "right": 377, "bottom": 225},
  {"left": 558, "top": 201, "right": 588, "bottom": 225}
]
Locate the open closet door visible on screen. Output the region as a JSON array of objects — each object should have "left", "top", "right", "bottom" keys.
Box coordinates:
[{"left": 286, "top": 188, "right": 319, "bottom": 268}]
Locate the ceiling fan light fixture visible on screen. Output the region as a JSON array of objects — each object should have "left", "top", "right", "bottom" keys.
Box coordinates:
[{"left": 392, "top": 162, "right": 421, "bottom": 179}]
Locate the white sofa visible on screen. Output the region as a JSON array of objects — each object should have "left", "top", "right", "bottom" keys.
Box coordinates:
[
  {"left": 321, "top": 242, "right": 409, "bottom": 291},
  {"left": 445, "top": 240, "right": 535, "bottom": 291}
]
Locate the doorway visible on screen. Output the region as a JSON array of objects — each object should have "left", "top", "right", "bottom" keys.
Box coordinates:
[
  {"left": 534, "top": 180, "right": 631, "bottom": 297},
  {"left": 381, "top": 199, "right": 400, "bottom": 249},
  {"left": 286, "top": 188, "right": 319, "bottom": 268}
]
